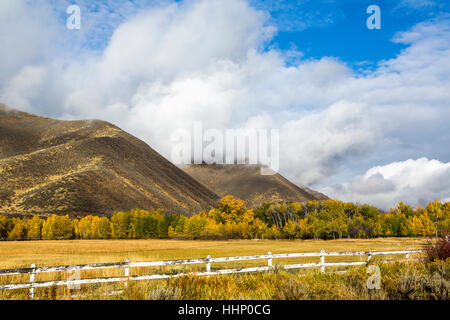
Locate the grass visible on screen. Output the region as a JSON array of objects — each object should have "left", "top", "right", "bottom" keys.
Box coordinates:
[
  {"left": 0, "top": 237, "right": 426, "bottom": 268},
  {"left": 0, "top": 238, "right": 431, "bottom": 300}
]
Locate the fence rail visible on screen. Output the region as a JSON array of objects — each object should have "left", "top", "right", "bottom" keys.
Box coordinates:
[{"left": 0, "top": 249, "right": 421, "bottom": 298}]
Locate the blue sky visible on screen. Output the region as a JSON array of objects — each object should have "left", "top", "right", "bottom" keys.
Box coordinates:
[
  {"left": 261, "top": 0, "right": 449, "bottom": 66},
  {"left": 1, "top": 0, "right": 450, "bottom": 209}
]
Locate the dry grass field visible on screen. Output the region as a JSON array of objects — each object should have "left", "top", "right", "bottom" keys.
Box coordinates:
[
  {"left": 0, "top": 238, "right": 432, "bottom": 300},
  {"left": 0, "top": 237, "right": 427, "bottom": 269}
]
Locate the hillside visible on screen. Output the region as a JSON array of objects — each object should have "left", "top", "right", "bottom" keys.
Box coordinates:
[
  {"left": 183, "top": 164, "right": 328, "bottom": 208},
  {"left": 0, "top": 104, "right": 219, "bottom": 217}
]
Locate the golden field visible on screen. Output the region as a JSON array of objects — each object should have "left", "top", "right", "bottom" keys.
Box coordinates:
[
  {"left": 0, "top": 238, "right": 433, "bottom": 300},
  {"left": 0, "top": 237, "right": 427, "bottom": 269}
]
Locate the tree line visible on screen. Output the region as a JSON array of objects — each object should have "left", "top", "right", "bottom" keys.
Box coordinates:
[{"left": 1, "top": 196, "right": 449, "bottom": 241}]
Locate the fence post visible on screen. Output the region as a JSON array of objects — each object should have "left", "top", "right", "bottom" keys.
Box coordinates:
[
  {"left": 206, "top": 255, "right": 211, "bottom": 272},
  {"left": 268, "top": 252, "right": 273, "bottom": 269},
  {"left": 124, "top": 258, "right": 130, "bottom": 287},
  {"left": 29, "top": 263, "right": 36, "bottom": 299},
  {"left": 320, "top": 250, "right": 325, "bottom": 273},
  {"left": 406, "top": 248, "right": 410, "bottom": 260},
  {"left": 367, "top": 249, "right": 373, "bottom": 264}
]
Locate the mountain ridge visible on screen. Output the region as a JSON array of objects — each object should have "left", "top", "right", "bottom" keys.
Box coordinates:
[
  {"left": 0, "top": 104, "right": 219, "bottom": 218},
  {"left": 183, "top": 163, "right": 328, "bottom": 208}
]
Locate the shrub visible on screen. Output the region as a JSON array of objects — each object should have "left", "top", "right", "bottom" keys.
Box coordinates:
[
  {"left": 396, "top": 268, "right": 424, "bottom": 299},
  {"left": 273, "top": 279, "right": 309, "bottom": 300},
  {"left": 148, "top": 284, "right": 182, "bottom": 300},
  {"left": 423, "top": 269, "right": 449, "bottom": 300},
  {"left": 424, "top": 234, "right": 450, "bottom": 262}
]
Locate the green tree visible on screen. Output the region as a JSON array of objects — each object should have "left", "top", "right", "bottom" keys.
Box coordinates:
[
  {"left": 111, "top": 211, "right": 133, "bottom": 239},
  {"left": 0, "top": 215, "right": 13, "bottom": 239}
]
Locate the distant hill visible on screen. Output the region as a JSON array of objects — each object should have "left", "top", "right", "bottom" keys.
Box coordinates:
[
  {"left": 0, "top": 105, "right": 219, "bottom": 217},
  {"left": 183, "top": 164, "right": 328, "bottom": 208}
]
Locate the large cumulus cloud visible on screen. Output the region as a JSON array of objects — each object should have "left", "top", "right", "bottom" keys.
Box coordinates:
[{"left": 326, "top": 158, "right": 450, "bottom": 210}]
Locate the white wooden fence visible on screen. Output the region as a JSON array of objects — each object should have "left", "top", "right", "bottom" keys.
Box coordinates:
[{"left": 0, "top": 249, "right": 421, "bottom": 298}]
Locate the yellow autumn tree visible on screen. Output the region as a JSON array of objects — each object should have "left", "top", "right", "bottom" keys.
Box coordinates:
[
  {"left": 91, "top": 216, "right": 112, "bottom": 239},
  {"left": 8, "top": 218, "right": 26, "bottom": 240},
  {"left": 408, "top": 213, "right": 434, "bottom": 236},
  {"left": 282, "top": 219, "right": 298, "bottom": 239},
  {"left": 217, "top": 195, "right": 247, "bottom": 223},
  {"left": 183, "top": 215, "right": 208, "bottom": 239},
  {"left": 27, "top": 215, "right": 43, "bottom": 240},
  {"left": 297, "top": 218, "right": 312, "bottom": 239},
  {"left": 77, "top": 215, "right": 95, "bottom": 239},
  {"left": 41, "top": 215, "right": 73, "bottom": 240},
  {"left": 251, "top": 218, "right": 268, "bottom": 239},
  {"left": 202, "top": 218, "right": 222, "bottom": 239}
]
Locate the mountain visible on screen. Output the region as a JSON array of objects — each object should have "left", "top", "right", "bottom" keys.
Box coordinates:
[
  {"left": 0, "top": 105, "right": 219, "bottom": 217},
  {"left": 183, "top": 164, "right": 328, "bottom": 208}
]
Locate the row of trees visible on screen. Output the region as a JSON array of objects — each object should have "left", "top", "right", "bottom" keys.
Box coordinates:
[
  {"left": 254, "top": 200, "right": 450, "bottom": 239},
  {"left": 1, "top": 196, "right": 449, "bottom": 241}
]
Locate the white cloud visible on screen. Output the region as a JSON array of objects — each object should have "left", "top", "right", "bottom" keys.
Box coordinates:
[
  {"left": 326, "top": 158, "right": 450, "bottom": 210},
  {"left": 280, "top": 101, "right": 377, "bottom": 185},
  {"left": 0, "top": 0, "right": 449, "bottom": 209},
  {"left": 0, "top": 66, "right": 48, "bottom": 110},
  {"left": 0, "top": 1, "right": 60, "bottom": 87}
]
